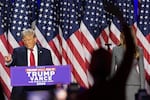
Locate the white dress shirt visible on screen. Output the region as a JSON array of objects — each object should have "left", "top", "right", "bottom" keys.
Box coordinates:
[{"left": 27, "top": 45, "right": 38, "bottom": 66}]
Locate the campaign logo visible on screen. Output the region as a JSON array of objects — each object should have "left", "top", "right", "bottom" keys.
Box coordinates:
[
  {"left": 11, "top": 65, "right": 71, "bottom": 86},
  {"left": 26, "top": 68, "right": 56, "bottom": 85}
]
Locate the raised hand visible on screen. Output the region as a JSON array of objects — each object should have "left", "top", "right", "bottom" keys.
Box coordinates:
[{"left": 4, "top": 54, "right": 12, "bottom": 63}]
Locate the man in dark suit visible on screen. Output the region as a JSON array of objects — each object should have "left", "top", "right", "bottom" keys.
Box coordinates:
[{"left": 5, "top": 28, "right": 55, "bottom": 100}]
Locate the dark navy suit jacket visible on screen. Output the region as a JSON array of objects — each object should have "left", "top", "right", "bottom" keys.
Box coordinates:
[
  {"left": 10, "top": 45, "right": 53, "bottom": 66},
  {"left": 8, "top": 45, "right": 55, "bottom": 100}
]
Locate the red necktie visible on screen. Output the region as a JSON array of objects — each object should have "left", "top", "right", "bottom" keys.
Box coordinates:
[{"left": 30, "top": 49, "right": 35, "bottom": 66}]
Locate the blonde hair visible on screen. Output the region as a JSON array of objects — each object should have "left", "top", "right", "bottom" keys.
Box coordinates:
[
  {"left": 120, "top": 27, "right": 139, "bottom": 59},
  {"left": 119, "top": 32, "right": 126, "bottom": 46},
  {"left": 21, "top": 28, "right": 36, "bottom": 38}
]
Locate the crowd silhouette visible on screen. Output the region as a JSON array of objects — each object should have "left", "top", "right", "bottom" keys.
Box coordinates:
[{"left": 0, "top": 83, "right": 5, "bottom": 100}]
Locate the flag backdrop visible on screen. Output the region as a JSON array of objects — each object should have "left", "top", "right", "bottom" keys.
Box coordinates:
[
  {"left": 0, "top": 0, "right": 150, "bottom": 99},
  {"left": 0, "top": 0, "right": 12, "bottom": 99},
  {"left": 136, "top": 0, "right": 150, "bottom": 82}
]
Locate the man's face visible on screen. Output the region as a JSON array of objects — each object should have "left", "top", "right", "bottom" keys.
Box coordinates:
[{"left": 22, "top": 34, "right": 37, "bottom": 49}]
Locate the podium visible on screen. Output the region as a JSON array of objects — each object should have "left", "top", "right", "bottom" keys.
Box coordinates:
[
  {"left": 10, "top": 65, "right": 71, "bottom": 100},
  {"left": 10, "top": 65, "right": 71, "bottom": 86}
]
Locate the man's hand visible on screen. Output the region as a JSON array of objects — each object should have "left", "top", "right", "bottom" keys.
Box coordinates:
[{"left": 4, "top": 54, "right": 12, "bottom": 63}]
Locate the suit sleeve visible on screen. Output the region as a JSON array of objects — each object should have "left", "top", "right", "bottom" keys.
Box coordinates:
[
  {"left": 41, "top": 48, "right": 54, "bottom": 65},
  {"left": 48, "top": 50, "right": 53, "bottom": 65},
  {"left": 6, "top": 49, "right": 17, "bottom": 67},
  {"left": 138, "top": 47, "right": 145, "bottom": 89}
]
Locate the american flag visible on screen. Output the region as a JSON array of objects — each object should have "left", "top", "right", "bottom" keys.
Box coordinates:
[
  {"left": 136, "top": 0, "right": 150, "bottom": 83},
  {"left": 8, "top": 0, "right": 38, "bottom": 47},
  {"left": 35, "top": 0, "right": 90, "bottom": 88},
  {"left": 0, "top": 0, "right": 12, "bottom": 99},
  {"left": 1, "top": 0, "right": 38, "bottom": 99},
  {"left": 104, "top": 0, "right": 136, "bottom": 48},
  {"left": 34, "top": 0, "right": 61, "bottom": 66},
  {"left": 59, "top": 0, "right": 93, "bottom": 88},
  {"left": 1, "top": 0, "right": 150, "bottom": 99},
  {"left": 80, "top": 0, "right": 109, "bottom": 86}
]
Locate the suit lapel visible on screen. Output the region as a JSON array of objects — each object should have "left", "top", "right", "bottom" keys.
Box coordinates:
[
  {"left": 23, "top": 47, "right": 28, "bottom": 66},
  {"left": 18, "top": 47, "right": 28, "bottom": 66},
  {"left": 37, "top": 46, "right": 42, "bottom": 66}
]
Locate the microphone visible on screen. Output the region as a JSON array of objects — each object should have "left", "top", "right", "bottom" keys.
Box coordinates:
[{"left": 105, "top": 43, "right": 112, "bottom": 51}]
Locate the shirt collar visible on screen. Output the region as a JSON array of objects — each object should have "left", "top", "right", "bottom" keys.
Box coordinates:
[{"left": 32, "top": 45, "right": 37, "bottom": 51}]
